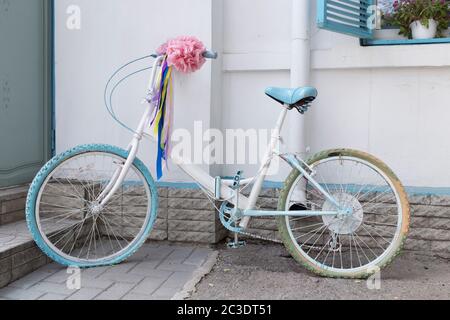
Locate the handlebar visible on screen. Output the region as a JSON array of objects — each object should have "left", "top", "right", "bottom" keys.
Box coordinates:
[
  {"left": 202, "top": 50, "right": 219, "bottom": 59},
  {"left": 150, "top": 50, "right": 218, "bottom": 60}
]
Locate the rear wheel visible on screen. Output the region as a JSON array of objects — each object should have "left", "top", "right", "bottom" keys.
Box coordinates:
[
  {"left": 26, "top": 144, "right": 158, "bottom": 267},
  {"left": 277, "top": 149, "right": 410, "bottom": 278}
]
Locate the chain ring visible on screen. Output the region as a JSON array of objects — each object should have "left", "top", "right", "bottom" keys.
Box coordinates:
[{"left": 219, "top": 202, "right": 243, "bottom": 233}]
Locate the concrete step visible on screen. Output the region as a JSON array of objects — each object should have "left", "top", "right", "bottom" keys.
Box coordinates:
[
  {"left": 0, "top": 185, "right": 29, "bottom": 226},
  {"left": 0, "top": 220, "right": 51, "bottom": 288}
]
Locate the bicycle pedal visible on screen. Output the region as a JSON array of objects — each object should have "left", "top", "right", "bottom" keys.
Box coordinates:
[{"left": 227, "top": 240, "right": 246, "bottom": 249}]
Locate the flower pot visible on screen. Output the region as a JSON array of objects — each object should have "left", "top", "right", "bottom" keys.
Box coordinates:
[{"left": 410, "top": 19, "right": 437, "bottom": 39}]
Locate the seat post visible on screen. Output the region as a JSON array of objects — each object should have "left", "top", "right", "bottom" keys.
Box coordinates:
[
  {"left": 275, "top": 107, "right": 289, "bottom": 134},
  {"left": 239, "top": 107, "right": 288, "bottom": 229}
]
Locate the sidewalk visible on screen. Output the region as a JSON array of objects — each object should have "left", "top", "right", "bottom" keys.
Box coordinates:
[{"left": 0, "top": 243, "right": 217, "bottom": 300}]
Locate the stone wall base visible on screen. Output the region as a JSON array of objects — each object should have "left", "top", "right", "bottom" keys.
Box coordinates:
[{"left": 153, "top": 187, "right": 450, "bottom": 259}]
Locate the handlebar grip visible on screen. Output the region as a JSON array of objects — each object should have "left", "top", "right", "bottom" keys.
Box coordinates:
[{"left": 203, "top": 50, "right": 219, "bottom": 59}]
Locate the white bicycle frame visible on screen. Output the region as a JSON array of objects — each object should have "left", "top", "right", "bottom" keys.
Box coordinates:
[{"left": 97, "top": 55, "right": 349, "bottom": 230}]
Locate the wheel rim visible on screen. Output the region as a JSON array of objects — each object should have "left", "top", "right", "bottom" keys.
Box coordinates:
[
  {"left": 284, "top": 156, "right": 403, "bottom": 274},
  {"left": 35, "top": 152, "right": 152, "bottom": 264}
]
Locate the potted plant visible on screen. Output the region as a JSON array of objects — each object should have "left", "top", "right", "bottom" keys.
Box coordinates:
[{"left": 392, "top": 0, "right": 450, "bottom": 39}]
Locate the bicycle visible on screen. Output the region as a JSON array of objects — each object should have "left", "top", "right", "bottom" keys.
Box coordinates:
[{"left": 26, "top": 39, "right": 410, "bottom": 279}]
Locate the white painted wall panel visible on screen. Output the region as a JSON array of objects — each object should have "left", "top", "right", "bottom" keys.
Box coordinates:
[
  {"left": 55, "top": 0, "right": 213, "bottom": 181},
  {"left": 55, "top": 0, "right": 450, "bottom": 188}
]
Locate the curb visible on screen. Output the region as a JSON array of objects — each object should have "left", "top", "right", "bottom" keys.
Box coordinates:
[{"left": 171, "top": 251, "right": 218, "bottom": 300}]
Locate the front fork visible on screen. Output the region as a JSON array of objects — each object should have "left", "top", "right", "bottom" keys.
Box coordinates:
[{"left": 95, "top": 138, "right": 140, "bottom": 207}]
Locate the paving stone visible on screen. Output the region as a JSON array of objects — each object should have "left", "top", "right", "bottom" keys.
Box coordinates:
[
  {"left": 163, "top": 271, "right": 193, "bottom": 289},
  {"left": 130, "top": 277, "right": 167, "bottom": 295},
  {"left": 183, "top": 248, "right": 211, "bottom": 266},
  {"left": 121, "top": 292, "right": 158, "bottom": 300},
  {"left": 0, "top": 287, "right": 45, "bottom": 300},
  {"left": 38, "top": 293, "right": 68, "bottom": 300},
  {"left": 126, "top": 243, "right": 164, "bottom": 262},
  {"left": 127, "top": 262, "right": 168, "bottom": 276},
  {"left": 39, "top": 263, "right": 63, "bottom": 272},
  {"left": 103, "top": 262, "right": 138, "bottom": 274},
  {"left": 151, "top": 285, "right": 179, "bottom": 299},
  {"left": 31, "top": 281, "right": 79, "bottom": 296},
  {"left": 44, "top": 269, "right": 71, "bottom": 284},
  {"left": 80, "top": 266, "right": 110, "bottom": 279},
  {"left": 81, "top": 278, "right": 114, "bottom": 290},
  {"left": 97, "top": 270, "right": 144, "bottom": 284},
  {"left": 139, "top": 245, "right": 174, "bottom": 261},
  {"left": 66, "top": 287, "right": 103, "bottom": 300},
  {"left": 95, "top": 283, "right": 135, "bottom": 300},
  {"left": 164, "top": 247, "right": 194, "bottom": 264},
  {"left": 0, "top": 242, "right": 212, "bottom": 300},
  {"left": 156, "top": 263, "right": 198, "bottom": 273},
  {"left": 9, "top": 270, "right": 56, "bottom": 289}
]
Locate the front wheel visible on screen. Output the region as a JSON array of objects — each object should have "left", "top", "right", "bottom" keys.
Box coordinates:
[
  {"left": 26, "top": 144, "right": 158, "bottom": 267},
  {"left": 277, "top": 149, "right": 410, "bottom": 278}
]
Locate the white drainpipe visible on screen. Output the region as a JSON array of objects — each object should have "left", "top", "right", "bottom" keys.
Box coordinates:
[{"left": 288, "top": 0, "right": 311, "bottom": 156}]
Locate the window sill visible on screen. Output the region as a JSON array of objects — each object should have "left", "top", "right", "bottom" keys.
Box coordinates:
[{"left": 362, "top": 37, "right": 450, "bottom": 46}]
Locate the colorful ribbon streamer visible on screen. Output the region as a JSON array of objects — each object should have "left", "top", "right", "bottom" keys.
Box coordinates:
[{"left": 149, "top": 57, "right": 174, "bottom": 180}]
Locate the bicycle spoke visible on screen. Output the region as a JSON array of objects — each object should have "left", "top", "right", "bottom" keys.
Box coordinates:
[
  {"left": 283, "top": 154, "right": 405, "bottom": 274},
  {"left": 34, "top": 151, "right": 152, "bottom": 264}
]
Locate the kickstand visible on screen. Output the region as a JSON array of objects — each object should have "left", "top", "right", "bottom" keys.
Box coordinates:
[{"left": 227, "top": 233, "right": 246, "bottom": 249}]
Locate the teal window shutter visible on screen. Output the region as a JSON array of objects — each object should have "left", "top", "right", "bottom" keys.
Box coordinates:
[{"left": 317, "top": 0, "right": 375, "bottom": 39}]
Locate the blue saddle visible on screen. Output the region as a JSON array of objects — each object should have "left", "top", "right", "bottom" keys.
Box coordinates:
[{"left": 265, "top": 87, "right": 318, "bottom": 106}]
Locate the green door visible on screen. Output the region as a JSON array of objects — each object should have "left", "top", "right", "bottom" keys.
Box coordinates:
[{"left": 0, "top": 0, "right": 52, "bottom": 188}]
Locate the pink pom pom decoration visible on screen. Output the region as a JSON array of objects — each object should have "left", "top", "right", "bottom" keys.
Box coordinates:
[{"left": 157, "top": 36, "right": 206, "bottom": 73}]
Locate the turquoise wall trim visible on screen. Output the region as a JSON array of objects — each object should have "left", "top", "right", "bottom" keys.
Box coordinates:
[
  {"left": 156, "top": 181, "right": 450, "bottom": 196},
  {"left": 362, "top": 37, "right": 450, "bottom": 46}
]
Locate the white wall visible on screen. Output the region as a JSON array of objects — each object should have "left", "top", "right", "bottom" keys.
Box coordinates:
[
  {"left": 222, "top": 0, "right": 450, "bottom": 188},
  {"left": 55, "top": 0, "right": 214, "bottom": 182},
  {"left": 56, "top": 0, "right": 450, "bottom": 188}
]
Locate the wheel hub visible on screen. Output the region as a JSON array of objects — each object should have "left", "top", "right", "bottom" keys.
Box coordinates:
[
  {"left": 88, "top": 202, "right": 103, "bottom": 216},
  {"left": 322, "top": 193, "right": 363, "bottom": 235}
]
